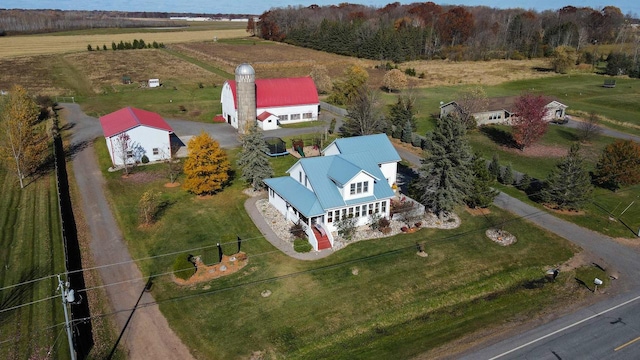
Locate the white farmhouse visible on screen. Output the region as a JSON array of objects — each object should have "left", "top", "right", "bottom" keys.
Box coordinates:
[
  {"left": 264, "top": 134, "right": 400, "bottom": 251},
  {"left": 220, "top": 76, "right": 319, "bottom": 131},
  {"left": 99, "top": 107, "right": 173, "bottom": 167}
]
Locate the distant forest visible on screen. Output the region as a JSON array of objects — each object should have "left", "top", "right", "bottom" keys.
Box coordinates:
[
  {"left": 256, "top": 3, "right": 637, "bottom": 62},
  {"left": 0, "top": 9, "right": 250, "bottom": 35}
]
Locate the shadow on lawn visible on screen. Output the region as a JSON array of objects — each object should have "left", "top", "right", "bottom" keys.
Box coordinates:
[{"left": 480, "top": 126, "right": 517, "bottom": 148}]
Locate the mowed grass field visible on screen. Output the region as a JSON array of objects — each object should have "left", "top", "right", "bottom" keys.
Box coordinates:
[
  {"left": 0, "top": 168, "right": 67, "bottom": 359},
  {"left": 90, "top": 140, "right": 602, "bottom": 359}
]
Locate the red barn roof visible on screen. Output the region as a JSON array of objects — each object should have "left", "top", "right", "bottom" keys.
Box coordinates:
[
  {"left": 227, "top": 77, "right": 319, "bottom": 109},
  {"left": 99, "top": 107, "right": 173, "bottom": 138}
]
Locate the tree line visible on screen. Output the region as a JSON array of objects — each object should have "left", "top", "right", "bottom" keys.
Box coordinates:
[
  {"left": 257, "top": 3, "right": 633, "bottom": 62},
  {"left": 0, "top": 9, "right": 252, "bottom": 35}
]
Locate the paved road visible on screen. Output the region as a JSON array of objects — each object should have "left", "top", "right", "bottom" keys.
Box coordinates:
[
  {"left": 560, "top": 117, "right": 640, "bottom": 143},
  {"left": 63, "top": 104, "right": 195, "bottom": 359}
]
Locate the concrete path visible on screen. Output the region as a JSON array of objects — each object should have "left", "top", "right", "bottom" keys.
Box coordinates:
[
  {"left": 244, "top": 195, "right": 334, "bottom": 260},
  {"left": 63, "top": 104, "right": 195, "bottom": 360}
]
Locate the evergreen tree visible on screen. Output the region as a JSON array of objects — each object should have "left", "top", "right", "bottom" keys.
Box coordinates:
[
  {"left": 182, "top": 131, "right": 230, "bottom": 195},
  {"left": 388, "top": 96, "right": 415, "bottom": 129},
  {"left": 466, "top": 153, "right": 498, "bottom": 208},
  {"left": 517, "top": 173, "right": 531, "bottom": 191},
  {"left": 413, "top": 116, "right": 473, "bottom": 217},
  {"left": 541, "top": 143, "right": 593, "bottom": 210},
  {"left": 499, "top": 163, "right": 514, "bottom": 185},
  {"left": 237, "top": 124, "right": 274, "bottom": 191},
  {"left": 401, "top": 119, "right": 413, "bottom": 143},
  {"left": 488, "top": 153, "right": 500, "bottom": 181}
]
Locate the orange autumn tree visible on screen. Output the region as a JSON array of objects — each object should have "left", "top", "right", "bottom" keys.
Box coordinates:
[
  {"left": 182, "top": 131, "right": 230, "bottom": 195},
  {"left": 595, "top": 139, "right": 640, "bottom": 191}
]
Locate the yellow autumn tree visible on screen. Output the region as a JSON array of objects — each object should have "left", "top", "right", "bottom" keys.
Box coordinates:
[
  {"left": 0, "top": 85, "right": 46, "bottom": 188},
  {"left": 182, "top": 131, "right": 230, "bottom": 195}
]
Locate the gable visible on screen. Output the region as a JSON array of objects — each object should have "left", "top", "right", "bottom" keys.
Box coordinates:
[
  {"left": 100, "top": 107, "right": 173, "bottom": 137},
  {"left": 322, "top": 134, "right": 400, "bottom": 165}
]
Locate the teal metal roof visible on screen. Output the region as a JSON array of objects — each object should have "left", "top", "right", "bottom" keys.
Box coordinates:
[
  {"left": 263, "top": 177, "right": 325, "bottom": 217},
  {"left": 324, "top": 133, "right": 401, "bottom": 164},
  {"left": 265, "top": 135, "right": 397, "bottom": 218}
]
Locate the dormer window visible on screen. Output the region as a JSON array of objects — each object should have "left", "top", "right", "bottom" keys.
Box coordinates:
[{"left": 350, "top": 181, "right": 369, "bottom": 195}]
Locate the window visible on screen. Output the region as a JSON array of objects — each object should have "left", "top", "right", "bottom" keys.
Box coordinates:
[
  {"left": 291, "top": 113, "right": 301, "bottom": 120},
  {"left": 299, "top": 171, "right": 302, "bottom": 183},
  {"left": 348, "top": 207, "right": 354, "bottom": 217},
  {"left": 368, "top": 204, "right": 373, "bottom": 215},
  {"left": 278, "top": 115, "right": 289, "bottom": 121},
  {"left": 355, "top": 206, "right": 360, "bottom": 217},
  {"left": 375, "top": 202, "right": 380, "bottom": 214},
  {"left": 341, "top": 209, "right": 347, "bottom": 220},
  {"left": 328, "top": 211, "right": 333, "bottom": 223},
  {"left": 126, "top": 150, "right": 133, "bottom": 158},
  {"left": 382, "top": 201, "right": 387, "bottom": 213},
  {"left": 350, "top": 181, "right": 369, "bottom": 195},
  {"left": 303, "top": 112, "right": 313, "bottom": 119},
  {"left": 153, "top": 148, "right": 159, "bottom": 155}
]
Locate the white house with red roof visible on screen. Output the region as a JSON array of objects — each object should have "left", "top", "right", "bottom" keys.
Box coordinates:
[
  {"left": 99, "top": 107, "right": 174, "bottom": 167},
  {"left": 220, "top": 76, "right": 319, "bottom": 131}
]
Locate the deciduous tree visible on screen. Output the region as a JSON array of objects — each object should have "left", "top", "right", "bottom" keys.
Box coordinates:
[
  {"left": 113, "top": 132, "right": 136, "bottom": 175},
  {"left": 511, "top": 93, "right": 548, "bottom": 150},
  {"left": 237, "top": 124, "right": 274, "bottom": 191},
  {"left": 455, "top": 86, "right": 488, "bottom": 129},
  {"left": 578, "top": 111, "right": 602, "bottom": 142},
  {"left": 310, "top": 65, "right": 331, "bottom": 94},
  {"left": 341, "top": 85, "right": 387, "bottom": 137},
  {"left": 138, "top": 190, "right": 163, "bottom": 225},
  {"left": 382, "top": 69, "right": 407, "bottom": 92},
  {"left": 541, "top": 143, "right": 592, "bottom": 210},
  {"left": 327, "top": 65, "right": 369, "bottom": 106},
  {"left": 595, "top": 140, "right": 640, "bottom": 191},
  {"left": 413, "top": 116, "right": 473, "bottom": 217},
  {"left": 0, "top": 85, "right": 45, "bottom": 188},
  {"left": 551, "top": 46, "right": 577, "bottom": 74},
  {"left": 182, "top": 131, "right": 231, "bottom": 195}
]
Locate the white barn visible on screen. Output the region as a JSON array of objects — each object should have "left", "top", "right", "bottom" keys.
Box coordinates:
[
  {"left": 220, "top": 76, "right": 319, "bottom": 131},
  {"left": 99, "top": 107, "right": 173, "bottom": 167}
]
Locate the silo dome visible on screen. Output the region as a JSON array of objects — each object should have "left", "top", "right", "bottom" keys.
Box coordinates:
[{"left": 235, "top": 63, "right": 255, "bottom": 76}]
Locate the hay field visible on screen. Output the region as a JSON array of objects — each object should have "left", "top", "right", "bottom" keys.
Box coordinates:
[
  {"left": 172, "top": 40, "right": 557, "bottom": 88},
  {"left": 0, "top": 29, "right": 247, "bottom": 59}
]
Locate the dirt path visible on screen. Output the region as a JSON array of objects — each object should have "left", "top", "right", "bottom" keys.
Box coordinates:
[{"left": 64, "top": 105, "right": 194, "bottom": 359}]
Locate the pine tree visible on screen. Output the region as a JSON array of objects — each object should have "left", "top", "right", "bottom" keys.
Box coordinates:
[
  {"left": 401, "top": 119, "right": 413, "bottom": 143},
  {"left": 466, "top": 153, "right": 498, "bottom": 208},
  {"left": 413, "top": 116, "right": 473, "bottom": 217},
  {"left": 388, "top": 96, "right": 415, "bottom": 129},
  {"left": 488, "top": 153, "right": 500, "bottom": 181},
  {"left": 182, "top": 131, "right": 230, "bottom": 195},
  {"left": 542, "top": 143, "right": 593, "bottom": 210},
  {"left": 237, "top": 124, "right": 274, "bottom": 191},
  {"left": 499, "top": 163, "right": 514, "bottom": 185}
]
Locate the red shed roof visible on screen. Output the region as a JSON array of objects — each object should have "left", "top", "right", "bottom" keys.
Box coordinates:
[
  {"left": 227, "top": 77, "right": 319, "bottom": 109},
  {"left": 257, "top": 111, "right": 275, "bottom": 121},
  {"left": 99, "top": 107, "right": 173, "bottom": 138}
]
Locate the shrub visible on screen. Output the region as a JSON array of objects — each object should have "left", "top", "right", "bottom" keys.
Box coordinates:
[
  {"left": 141, "top": 155, "right": 150, "bottom": 164},
  {"left": 290, "top": 221, "right": 306, "bottom": 239},
  {"left": 369, "top": 212, "right": 382, "bottom": 230},
  {"left": 378, "top": 217, "right": 390, "bottom": 230},
  {"left": 328, "top": 118, "right": 337, "bottom": 134},
  {"left": 335, "top": 215, "right": 357, "bottom": 241},
  {"left": 173, "top": 254, "right": 196, "bottom": 280},
  {"left": 411, "top": 135, "right": 422, "bottom": 148},
  {"left": 404, "top": 68, "right": 416, "bottom": 77},
  {"left": 294, "top": 238, "right": 312, "bottom": 253}
]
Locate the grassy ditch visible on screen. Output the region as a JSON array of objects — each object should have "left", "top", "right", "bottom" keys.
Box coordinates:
[
  {"left": 0, "top": 168, "right": 66, "bottom": 359},
  {"left": 93, "top": 139, "right": 593, "bottom": 359}
]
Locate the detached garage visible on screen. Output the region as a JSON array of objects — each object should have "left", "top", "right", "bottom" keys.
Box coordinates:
[{"left": 99, "top": 107, "right": 174, "bottom": 168}]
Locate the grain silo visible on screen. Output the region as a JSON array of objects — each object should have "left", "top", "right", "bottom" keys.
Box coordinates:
[{"left": 235, "top": 63, "right": 256, "bottom": 134}]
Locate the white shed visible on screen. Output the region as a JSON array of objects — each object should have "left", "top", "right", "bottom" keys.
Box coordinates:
[{"left": 148, "top": 79, "right": 160, "bottom": 88}]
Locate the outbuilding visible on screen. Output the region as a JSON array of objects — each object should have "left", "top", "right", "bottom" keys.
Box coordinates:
[
  {"left": 99, "top": 107, "right": 173, "bottom": 168},
  {"left": 220, "top": 76, "right": 319, "bottom": 130}
]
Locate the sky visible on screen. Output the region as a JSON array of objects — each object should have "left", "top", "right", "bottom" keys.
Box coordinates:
[{"left": 4, "top": 1, "right": 639, "bottom": 17}]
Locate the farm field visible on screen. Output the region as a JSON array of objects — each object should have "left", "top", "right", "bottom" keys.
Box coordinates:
[
  {"left": 0, "top": 28, "right": 247, "bottom": 58},
  {"left": 91, "top": 140, "right": 604, "bottom": 359}
]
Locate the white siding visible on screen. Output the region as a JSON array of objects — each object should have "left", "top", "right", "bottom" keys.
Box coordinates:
[
  {"left": 322, "top": 143, "right": 340, "bottom": 156},
  {"left": 259, "top": 104, "right": 318, "bottom": 124},
  {"left": 379, "top": 162, "right": 397, "bottom": 187},
  {"left": 106, "top": 126, "right": 171, "bottom": 167},
  {"left": 268, "top": 189, "right": 288, "bottom": 215},
  {"left": 221, "top": 82, "right": 238, "bottom": 128},
  {"left": 343, "top": 172, "right": 374, "bottom": 200}
]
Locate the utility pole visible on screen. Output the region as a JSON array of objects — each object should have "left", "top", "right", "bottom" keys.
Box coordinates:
[{"left": 57, "top": 274, "right": 77, "bottom": 360}]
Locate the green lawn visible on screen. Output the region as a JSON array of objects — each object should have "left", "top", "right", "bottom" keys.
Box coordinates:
[
  {"left": 93, "top": 139, "right": 598, "bottom": 359},
  {"left": 0, "top": 168, "right": 67, "bottom": 359},
  {"left": 394, "top": 74, "right": 640, "bottom": 137}
]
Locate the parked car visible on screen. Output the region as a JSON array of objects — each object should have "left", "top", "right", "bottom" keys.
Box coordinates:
[{"left": 552, "top": 115, "right": 570, "bottom": 125}]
